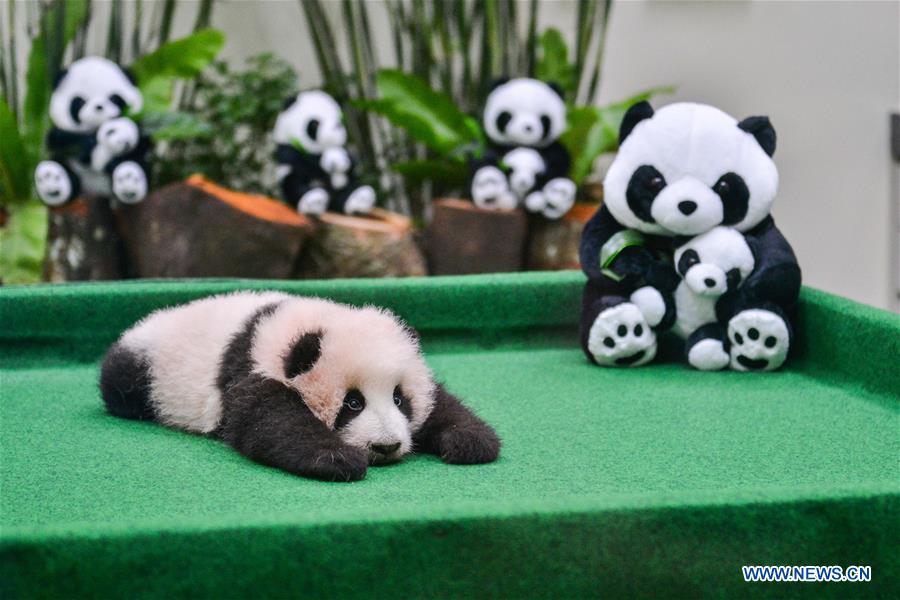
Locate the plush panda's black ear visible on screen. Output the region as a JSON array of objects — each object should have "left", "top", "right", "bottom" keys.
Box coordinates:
[
  {"left": 122, "top": 67, "right": 138, "bottom": 86},
  {"left": 619, "top": 101, "right": 654, "bottom": 144},
  {"left": 52, "top": 69, "right": 68, "bottom": 90},
  {"left": 488, "top": 77, "right": 510, "bottom": 93},
  {"left": 738, "top": 116, "right": 776, "bottom": 157},
  {"left": 546, "top": 82, "right": 565, "bottom": 99},
  {"left": 282, "top": 95, "right": 298, "bottom": 111},
  {"left": 283, "top": 331, "right": 323, "bottom": 378}
]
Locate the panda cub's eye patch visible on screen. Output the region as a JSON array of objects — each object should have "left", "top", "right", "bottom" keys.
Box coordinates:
[
  {"left": 344, "top": 389, "right": 365, "bottom": 411},
  {"left": 393, "top": 385, "right": 413, "bottom": 420},
  {"left": 306, "top": 119, "right": 320, "bottom": 141},
  {"left": 496, "top": 111, "right": 512, "bottom": 133}
]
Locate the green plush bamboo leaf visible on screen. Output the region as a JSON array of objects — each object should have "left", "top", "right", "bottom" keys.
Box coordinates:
[
  {"left": 0, "top": 202, "right": 47, "bottom": 284},
  {"left": 141, "top": 110, "right": 214, "bottom": 141},
  {"left": 393, "top": 159, "right": 469, "bottom": 186},
  {"left": 535, "top": 28, "right": 575, "bottom": 98},
  {"left": 371, "top": 69, "right": 476, "bottom": 155},
  {"left": 562, "top": 86, "right": 675, "bottom": 183},
  {"left": 0, "top": 99, "right": 31, "bottom": 204},
  {"left": 22, "top": 0, "right": 90, "bottom": 153},
  {"left": 131, "top": 29, "right": 225, "bottom": 82}
]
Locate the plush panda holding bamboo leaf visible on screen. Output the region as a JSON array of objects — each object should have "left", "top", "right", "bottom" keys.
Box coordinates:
[
  {"left": 35, "top": 57, "right": 151, "bottom": 207},
  {"left": 579, "top": 101, "right": 801, "bottom": 371},
  {"left": 100, "top": 292, "right": 500, "bottom": 482},
  {"left": 470, "top": 78, "right": 576, "bottom": 219},
  {"left": 274, "top": 91, "right": 376, "bottom": 216}
]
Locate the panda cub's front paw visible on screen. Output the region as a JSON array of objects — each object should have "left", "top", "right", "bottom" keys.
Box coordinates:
[
  {"left": 587, "top": 303, "right": 656, "bottom": 367},
  {"left": 438, "top": 424, "right": 501, "bottom": 465},
  {"left": 297, "top": 188, "right": 329, "bottom": 215},
  {"left": 307, "top": 446, "right": 368, "bottom": 482},
  {"left": 472, "top": 166, "right": 517, "bottom": 210},
  {"left": 343, "top": 185, "right": 376, "bottom": 215},
  {"left": 728, "top": 309, "right": 790, "bottom": 372},
  {"left": 111, "top": 161, "right": 148, "bottom": 204},
  {"left": 35, "top": 161, "right": 74, "bottom": 206}
]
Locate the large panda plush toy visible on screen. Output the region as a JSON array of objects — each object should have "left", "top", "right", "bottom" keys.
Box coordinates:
[
  {"left": 579, "top": 101, "right": 801, "bottom": 371},
  {"left": 34, "top": 56, "right": 150, "bottom": 207},
  {"left": 273, "top": 91, "right": 376, "bottom": 216},
  {"left": 100, "top": 292, "right": 500, "bottom": 482},
  {"left": 470, "top": 78, "right": 576, "bottom": 219}
]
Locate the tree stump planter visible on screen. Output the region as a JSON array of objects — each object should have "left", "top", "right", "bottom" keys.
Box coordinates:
[
  {"left": 116, "top": 175, "right": 312, "bottom": 278},
  {"left": 527, "top": 203, "right": 599, "bottom": 271},
  {"left": 427, "top": 198, "right": 528, "bottom": 275},
  {"left": 299, "top": 208, "right": 427, "bottom": 278},
  {"left": 44, "top": 194, "right": 126, "bottom": 282}
]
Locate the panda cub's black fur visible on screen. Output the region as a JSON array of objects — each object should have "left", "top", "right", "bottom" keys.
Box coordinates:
[
  {"left": 99, "top": 292, "right": 500, "bottom": 482},
  {"left": 273, "top": 91, "right": 376, "bottom": 216},
  {"left": 35, "top": 56, "right": 151, "bottom": 207}
]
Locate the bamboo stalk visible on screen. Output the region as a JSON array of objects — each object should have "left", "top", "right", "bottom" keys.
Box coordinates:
[
  {"left": 585, "top": 0, "right": 612, "bottom": 104},
  {"left": 193, "top": 0, "right": 214, "bottom": 31},
  {"left": 105, "top": 0, "right": 122, "bottom": 64},
  {"left": 158, "top": 0, "right": 176, "bottom": 46},
  {"left": 524, "top": 0, "right": 538, "bottom": 76}
]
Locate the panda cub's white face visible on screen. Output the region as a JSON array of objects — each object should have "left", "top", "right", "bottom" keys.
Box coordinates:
[
  {"left": 274, "top": 91, "right": 347, "bottom": 155},
  {"left": 675, "top": 226, "right": 755, "bottom": 297},
  {"left": 49, "top": 57, "right": 142, "bottom": 133},
  {"left": 604, "top": 103, "right": 779, "bottom": 237},
  {"left": 484, "top": 78, "right": 566, "bottom": 148}
]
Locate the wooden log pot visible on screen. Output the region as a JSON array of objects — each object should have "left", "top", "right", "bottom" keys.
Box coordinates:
[
  {"left": 526, "top": 203, "right": 599, "bottom": 271},
  {"left": 44, "top": 194, "right": 126, "bottom": 282}
]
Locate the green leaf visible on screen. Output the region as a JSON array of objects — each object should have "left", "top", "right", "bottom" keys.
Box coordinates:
[
  {"left": 0, "top": 202, "right": 47, "bottom": 284},
  {"left": 131, "top": 29, "right": 226, "bottom": 82},
  {"left": 141, "top": 110, "right": 214, "bottom": 141},
  {"left": 137, "top": 77, "right": 176, "bottom": 114},
  {"left": 393, "top": 159, "right": 469, "bottom": 186},
  {"left": 535, "top": 28, "right": 575, "bottom": 99},
  {"left": 368, "top": 69, "right": 476, "bottom": 155},
  {"left": 0, "top": 98, "right": 31, "bottom": 204},
  {"left": 22, "top": 0, "right": 90, "bottom": 155},
  {"left": 562, "top": 86, "right": 675, "bottom": 183}
]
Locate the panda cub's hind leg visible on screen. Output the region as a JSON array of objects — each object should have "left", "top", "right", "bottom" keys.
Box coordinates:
[{"left": 99, "top": 342, "right": 156, "bottom": 421}]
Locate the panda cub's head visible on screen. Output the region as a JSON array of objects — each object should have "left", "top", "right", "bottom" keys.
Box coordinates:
[
  {"left": 483, "top": 78, "right": 566, "bottom": 148},
  {"left": 49, "top": 57, "right": 142, "bottom": 133},
  {"left": 604, "top": 102, "right": 779, "bottom": 237},
  {"left": 274, "top": 91, "right": 347, "bottom": 154},
  {"left": 674, "top": 226, "right": 755, "bottom": 297},
  {"left": 252, "top": 300, "right": 435, "bottom": 464}
]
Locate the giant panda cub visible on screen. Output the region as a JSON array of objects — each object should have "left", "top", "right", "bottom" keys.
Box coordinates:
[
  {"left": 100, "top": 292, "right": 500, "bottom": 481},
  {"left": 471, "top": 78, "right": 576, "bottom": 219},
  {"left": 274, "top": 91, "right": 376, "bottom": 216},
  {"left": 35, "top": 56, "right": 150, "bottom": 207}
]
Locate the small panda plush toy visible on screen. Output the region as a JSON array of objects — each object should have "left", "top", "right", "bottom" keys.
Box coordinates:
[
  {"left": 100, "top": 292, "right": 500, "bottom": 482},
  {"left": 470, "top": 78, "right": 576, "bottom": 219},
  {"left": 34, "top": 56, "right": 151, "bottom": 207},
  {"left": 274, "top": 91, "right": 376, "bottom": 216},
  {"left": 579, "top": 101, "right": 801, "bottom": 371}
]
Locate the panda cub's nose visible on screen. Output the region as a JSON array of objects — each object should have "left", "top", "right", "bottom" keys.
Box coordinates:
[
  {"left": 678, "top": 200, "right": 698, "bottom": 215},
  {"left": 372, "top": 442, "right": 401, "bottom": 455}
]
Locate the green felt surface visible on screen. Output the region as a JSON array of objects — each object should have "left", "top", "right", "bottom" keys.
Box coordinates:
[{"left": 1, "top": 272, "right": 898, "bottom": 598}]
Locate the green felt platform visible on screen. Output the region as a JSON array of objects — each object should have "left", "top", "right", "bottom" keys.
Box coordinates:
[{"left": 1, "top": 272, "right": 897, "bottom": 598}]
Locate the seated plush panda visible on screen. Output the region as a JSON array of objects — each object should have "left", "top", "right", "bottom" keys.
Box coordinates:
[
  {"left": 273, "top": 91, "right": 376, "bottom": 216},
  {"left": 470, "top": 78, "right": 576, "bottom": 219},
  {"left": 34, "top": 56, "right": 151, "bottom": 207},
  {"left": 100, "top": 292, "right": 500, "bottom": 482},
  {"left": 579, "top": 101, "right": 801, "bottom": 371}
]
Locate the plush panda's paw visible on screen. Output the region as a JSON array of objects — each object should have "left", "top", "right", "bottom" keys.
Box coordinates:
[
  {"left": 728, "top": 309, "right": 790, "bottom": 372},
  {"left": 297, "top": 188, "right": 329, "bottom": 215},
  {"left": 97, "top": 117, "right": 139, "bottom": 155},
  {"left": 34, "top": 161, "right": 74, "bottom": 206},
  {"left": 437, "top": 423, "right": 501, "bottom": 465},
  {"left": 687, "top": 338, "right": 730, "bottom": 371},
  {"left": 630, "top": 286, "right": 666, "bottom": 327},
  {"left": 320, "top": 147, "right": 351, "bottom": 174},
  {"left": 343, "top": 185, "right": 376, "bottom": 215},
  {"left": 540, "top": 178, "right": 576, "bottom": 219},
  {"left": 111, "top": 161, "right": 148, "bottom": 204},
  {"left": 308, "top": 446, "right": 368, "bottom": 482},
  {"left": 472, "top": 166, "right": 517, "bottom": 210},
  {"left": 587, "top": 303, "right": 656, "bottom": 367}
]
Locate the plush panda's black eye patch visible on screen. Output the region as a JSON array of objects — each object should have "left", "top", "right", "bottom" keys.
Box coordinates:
[
  {"left": 713, "top": 172, "right": 750, "bottom": 225},
  {"left": 496, "top": 111, "right": 512, "bottom": 133},
  {"left": 283, "top": 331, "right": 322, "bottom": 378},
  {"left": 306, "top": 119, "right": 320, "bottom": 141},
  {"left": 69, "top": 96, "right": 86, "bottom": 124},
  {"left": 626, "top": 165, "right": 666, "bottom": 223},
  {"left": 677, "top": 249, "right": 700, "bottom": 277},
  {"left": 540, "top": 115, "right": 552, "bottom": 140},
  {"left": 109, "top": 94, "right": 127, "bottom": 111},
  {"left": 334, "top": 389, "right": 366, "bottom": 430}
]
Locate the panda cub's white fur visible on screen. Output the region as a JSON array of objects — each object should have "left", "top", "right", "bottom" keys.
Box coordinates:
[
  {"left": 672, "top": 227, "right": 755, "bottom": 339},
  {"left": 102, "top": 292, "right": 500, "bottom": 481}
]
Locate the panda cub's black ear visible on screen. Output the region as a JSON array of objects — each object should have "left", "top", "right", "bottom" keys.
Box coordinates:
[
  {"left": 283, "top": 331, "right": 323, "bottom": 378},
  {"left": 738, "top": 116, "right": 776, "bottom": 157},
  {"left": 619, "top": 101, "right": 654, "bottom": 145}
]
